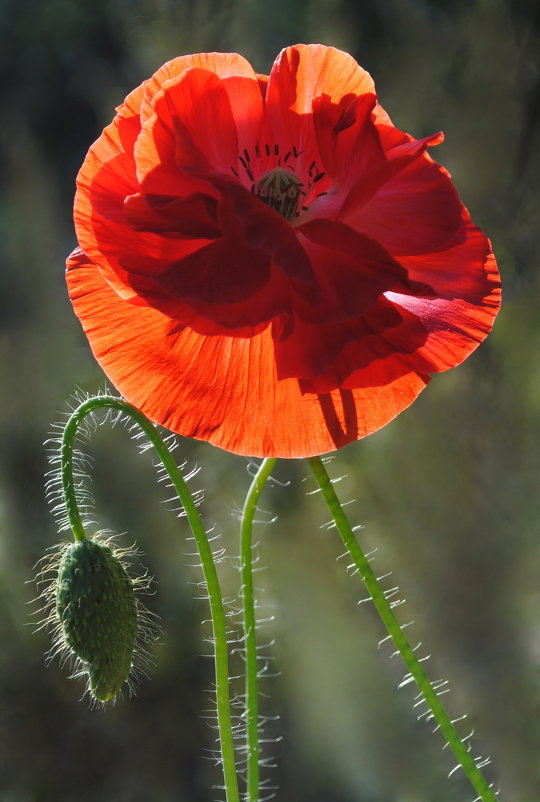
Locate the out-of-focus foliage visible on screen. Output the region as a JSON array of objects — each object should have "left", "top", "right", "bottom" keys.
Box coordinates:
[{"left": 1, "top": 0, "right": 539, "bottom": 799}]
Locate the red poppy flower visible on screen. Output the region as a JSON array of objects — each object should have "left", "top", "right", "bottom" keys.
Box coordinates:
[{"left": 67, "top": 44, "right": 500, "bottom": 458}]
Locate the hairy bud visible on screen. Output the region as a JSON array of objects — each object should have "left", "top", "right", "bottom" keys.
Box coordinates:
[
  {"left": 56, "top": 538, "right": 138, "bottom": 701},
  {"left": 47, "top": 536, "right": 148, "bottom": 703}
]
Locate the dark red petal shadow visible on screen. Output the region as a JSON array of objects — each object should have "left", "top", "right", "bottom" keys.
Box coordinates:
[{"left": 67, "top": 249, "right": 430, "bottom": 458}]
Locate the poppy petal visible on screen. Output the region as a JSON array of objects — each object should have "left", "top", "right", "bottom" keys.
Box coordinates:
[
  {"left": 294, "top": 219, "right": 409, "bottom": 323},
  {"left": 135, "top": 56, "right": 264, "bottom": 194},
  {"left": 141, "top": 52, "right": 264, "bottom": 151},
  {"left": 74, "top": 83, "right": 143, "bottom": 267},
  {"left": 398, "top": 214, "right": 501, "bottom": 303},
  {"left": 74, "top": 88, "right": 213, "bottom": 299},
  {"left": 264, "top": 45, "right": 376, "bottom": 192},
  {"left": 200, "top": 173, "right": 318, "bottom": 293},
  {"left": 135, "top": 68, "right": 241, "bottom": 192},
  {"left": 312, "top": 91, "right": 385, "bottom": 188},
  {"left": 123, "top": 192, "right": 221, "bottom": 239},
  {"left": 283, "top": 298, "right": 429, "bottom": 392},
  {"left": 267, "top": 44, "right": 374, "bottom": 126},
  {"left": 67, "top": 248, "right": 429, "bottom": 457},
  {"left": 348, "top": 151, "right": 465, "bottom": 257},
  {"left": 386, "top": 248, "right": 501, "bottom": 371},
  {"left": 338, "top": 130, "right": 444, "bottom": 219}
]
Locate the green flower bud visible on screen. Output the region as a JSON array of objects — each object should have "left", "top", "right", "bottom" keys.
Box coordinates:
[{"left": 55, "top": 537, "right": 139, "bottom": 702}]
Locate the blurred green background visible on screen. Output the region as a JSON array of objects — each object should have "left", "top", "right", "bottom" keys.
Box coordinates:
[{"left": 1, "top": 0, "right": 539, "bottom": 799}]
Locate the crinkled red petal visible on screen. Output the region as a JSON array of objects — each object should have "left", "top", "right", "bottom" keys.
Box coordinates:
[
  {"left": 66, "top": 249, "right": 430, "bottom": 458},
  {"left": 135, "top": 68, "right": 240, "bottom": 193},
  {"left": 296, "top": 219, "right": 409, "bottom": 319},
  {"left": 312, "top": 91, "right": 384, "bottom": 188},
  {"left": 74, "top": 84, "right": 213, "bottom": 302},
  {"left": 124, "top": 192, "right": 221, "bottom": 238},
  {"left": 68, "top": 45, "right": 502, "bottom": 458},
  {"left": 338, "top": 131, "right": 444, "bottom": 219},
  {"left": 140, "top": 52, "right": 264, "bottom": 151},
  {"left": 263, "top": 45, "right": 376, "bottom": 200},
  {"left": 348, "top": 148, "right": 466, "bottom": 257}
]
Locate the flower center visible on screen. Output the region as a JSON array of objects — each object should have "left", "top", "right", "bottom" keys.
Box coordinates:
[{"left": 254, "top": 167, "right": 303, "bottom": 221}]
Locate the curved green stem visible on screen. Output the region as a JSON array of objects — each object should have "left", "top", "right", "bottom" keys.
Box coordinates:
[
  {"left": 240, "top": 458, "right": 278, "bottom": 802},
  {"left": 61, "top": 395, "right": 240, "bottom": 802},
  {"left": 61, "top": 407, "right": 90, "bottom": 542},
  {"left": 308, "top": 456, "right": 497, "bottom": 802}
]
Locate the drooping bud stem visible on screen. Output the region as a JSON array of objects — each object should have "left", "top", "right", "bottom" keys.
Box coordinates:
[
  {"left": 255, "top": 166, "right": 303, "bottom": 220},
  {"left": 53, "top": 395, "right": 240, "bottom": 802}
]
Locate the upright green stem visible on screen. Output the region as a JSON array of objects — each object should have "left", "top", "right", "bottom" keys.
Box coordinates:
[
  {"left": 240, "top": 458, "right": 278, "bottom": 802},
  {"left": 61, "top": 396, "right": 240, "bottom": 802},
  {"left": 308, "top": 456, "right": 498, "bottom": 802}
]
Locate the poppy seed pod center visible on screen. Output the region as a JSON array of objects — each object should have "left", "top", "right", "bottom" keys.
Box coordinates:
[{"left": 254, "top": 166, "right": 303, "bottom": 221}]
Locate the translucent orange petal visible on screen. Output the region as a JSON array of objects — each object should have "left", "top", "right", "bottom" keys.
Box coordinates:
[
  {"left": 269, "top": 44, "right": 375, "bottom": 115},
  {"left": 135, "top": 68, "right": 241, "bottom": 190},
  {"left": 345, "top": 141, "right": 462, "bottom": 257},
  {"left": 263, "top": 45, "right": 376, "bottom": 196},
  {"left": 67, "top": 249, "right": 429, "bottom": 458}
]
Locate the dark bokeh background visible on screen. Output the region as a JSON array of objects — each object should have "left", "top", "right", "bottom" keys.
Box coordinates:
[{"left": 1, "top": 0, "right": 539, "bottom": 799}]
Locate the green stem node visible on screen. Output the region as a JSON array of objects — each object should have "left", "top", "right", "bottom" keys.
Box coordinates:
[
  {"left": 60, "top": 396, "right": 240, "bottom": 802},
  {"left": 308, "top": 456, "right": 498, "bottom": 802}
]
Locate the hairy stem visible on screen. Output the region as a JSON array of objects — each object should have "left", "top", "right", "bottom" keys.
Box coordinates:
[
  {"left": 240, "top": 458, "right": 278, "bottom": 802},
  {"left": 61, "top": 395, "right": 240, "bottom": 802},
  {"left": 308, "top": 456, "right": 497, "bottom": 802}
]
